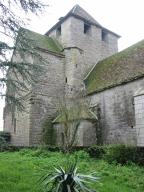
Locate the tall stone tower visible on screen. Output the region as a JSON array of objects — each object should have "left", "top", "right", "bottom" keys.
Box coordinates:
[{"left": 46, "top": 5, "right": 120, "bottom": 95}]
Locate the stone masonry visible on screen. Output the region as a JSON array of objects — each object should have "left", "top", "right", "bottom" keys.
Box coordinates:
[{"left": 4, "top": 5, "right": 125, "bottom": 146}]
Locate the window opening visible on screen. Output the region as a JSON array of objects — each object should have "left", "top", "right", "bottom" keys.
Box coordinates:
[
  {"left": 56, "top": 25, "right": 61, "bottom": 36},
  {"left": 84, "top": 23, "right": 91, "bottom": 34},
  {"left": 102, "top": 30, "right": 108, "bottom": 42},
  {"left": 13, "top": 118, "right": 16, "bottom": 133}
]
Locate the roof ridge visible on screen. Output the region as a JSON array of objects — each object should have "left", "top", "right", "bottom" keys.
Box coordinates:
[{"left": 71, "top": 4, "right": 78, "bottom": 13}]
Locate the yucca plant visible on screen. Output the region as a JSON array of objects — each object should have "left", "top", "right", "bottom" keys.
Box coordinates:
[{"left": 40, "top": 162, "right": 99, "bottom": 192}]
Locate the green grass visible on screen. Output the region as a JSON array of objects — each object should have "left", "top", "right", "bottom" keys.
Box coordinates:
[{"left": 0, "top": 150, "right": 144, "bottom": 192}]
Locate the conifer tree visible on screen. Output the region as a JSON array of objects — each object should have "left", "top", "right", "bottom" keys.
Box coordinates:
[{"left": 0, "top": 0, "right": 47, "bottom": 111}]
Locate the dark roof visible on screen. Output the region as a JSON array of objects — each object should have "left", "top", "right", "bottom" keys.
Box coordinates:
[
  {"left": 45, "top": 5, "right": 120, "bottom": 38},
  {"left": 84, "top": 40, "right": 144, "bottom": 95},
  {"left": 18, "top": 28, "right": 63, "bottom": 55}
]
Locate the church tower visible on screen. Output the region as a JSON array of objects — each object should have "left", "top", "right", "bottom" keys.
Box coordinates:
[{"left": 46, "top": 5, "right": 120, "bottom": 96}]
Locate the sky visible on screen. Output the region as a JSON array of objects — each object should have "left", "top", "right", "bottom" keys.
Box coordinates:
[{"left": 0, "top": 0, "right": 144, "bottom": 130}]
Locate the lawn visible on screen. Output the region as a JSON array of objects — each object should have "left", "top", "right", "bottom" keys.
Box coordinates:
[{"left": 0, "top": 149, "right": 144, "bottom": 192}]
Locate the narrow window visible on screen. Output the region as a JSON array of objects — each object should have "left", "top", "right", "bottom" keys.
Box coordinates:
[
  {"left": 13, "top": 118, "right": 16, "bottom": 133},
  {"left": 75, "top": 64, "right": 78, "bottom": 68},
  {"left": 102, "top": 30, "right": 108, "bottom": 42},
  {"left": 56, "top": 25, "right": 61, "bottom": 36},
  {"left": 84, "top": 23, "right": 91, "bottom": 34},
  {"left": 65, "top": 77, "right": 67, "bottom": 83}
]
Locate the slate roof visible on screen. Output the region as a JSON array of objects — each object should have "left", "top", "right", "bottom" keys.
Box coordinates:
[
  {"left": 84, "top": 40, "right": 144, "bottom": 95},
  {"left": 17, "top": 28, "right": 63, "bottom": 55},
  {"left": 45, "top": 4, "right": 120, "bottom": 38}
]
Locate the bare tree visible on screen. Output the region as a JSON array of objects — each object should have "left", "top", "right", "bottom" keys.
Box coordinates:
[{"left": 56, "top": 93, "right": 97, "bottom": 153}]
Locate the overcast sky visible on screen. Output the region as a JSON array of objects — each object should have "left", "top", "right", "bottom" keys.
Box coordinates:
[{"left": 0, "top": 0, "right": 144, "bottom": 130}]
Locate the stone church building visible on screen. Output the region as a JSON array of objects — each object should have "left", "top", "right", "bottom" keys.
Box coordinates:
[{"left": 3, "top": 5, "right": 144, "bottom": 146}]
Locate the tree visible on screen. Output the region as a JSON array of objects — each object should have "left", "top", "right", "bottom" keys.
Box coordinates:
[
  {"left": 0, "top": 0, "right": 47, "bottom": 111},
  {"left": 56, "top": 93, "right": 97, "bottom": 153},
  {"left": 0, "top": 0, "right": 46, "bottom": 37}
]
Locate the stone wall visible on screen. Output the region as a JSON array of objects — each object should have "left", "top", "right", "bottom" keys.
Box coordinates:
[
  {"left": 49, "top": 16, "right": 118, "bottom": 74},
  {"left": 29, "top": 51, "right": 65, "bottom": 145},
  {"left": 3, "top": 104, "right": 31, "bottom": 146},
  {"left": 3, "top": 53, "right": 33, "bottom": 146},
  {"left": 134, "top": 95, "right": 144, "bottom": 146},
  {"left": 63, "top": 48, "right": 85, "bottom": 96},
  {"left": 11, "top": 100, "right": 31, "bottom": 146},
  {"left": 53, "top": 120, "right": 96, "bottom": 146},
  {"left": 4, "top": 13, "right": 119, "bottom": 146},
  {"left": 89, "top": 78, "right": 144, "bottom": 146},
  {"left": 49, "top": 16, "right": 118, "bottom": 98},
  {"left": 4, "top": 50, "right": 65, "bottom": 146}
]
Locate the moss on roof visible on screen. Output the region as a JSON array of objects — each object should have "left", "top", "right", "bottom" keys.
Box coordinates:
[
  {"left": 19, "top": 28, "right": 63, "bottom": 54},
  {"left": 84, "top": 40, "right": 144, "bottom": 94}
]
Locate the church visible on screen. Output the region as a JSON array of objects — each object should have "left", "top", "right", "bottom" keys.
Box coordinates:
[{"left": 3, "top": 5, "right": 144, "bottom": 146}]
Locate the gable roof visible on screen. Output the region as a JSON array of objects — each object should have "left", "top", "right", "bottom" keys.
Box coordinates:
[
  {"left": 84, "top": 40, "right": 144, "bottom": 95},
  {"left": 69, "top": 4, "right": 101, "bottom": 26},
  {"left": 45, "top": 5, "right": 120, "bottom": 38},
  {"left": 53, "top": 108, "right": 97, "bottom": 123},
  {"left": 17, "top": 28, "right": 63, "bottom": 55}
]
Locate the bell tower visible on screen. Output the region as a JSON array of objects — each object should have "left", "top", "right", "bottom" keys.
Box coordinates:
[{"left": 46, "top": 5, "right": 120, "bottom": 96}]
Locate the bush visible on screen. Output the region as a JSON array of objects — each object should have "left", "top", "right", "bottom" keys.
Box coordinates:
[
  {"left": 0, "top": 131, "right": 10, "bottom": 143},
  {"left": 73, "top": 150, "right": 90, "bottom": 160},
  {"left": 87, "top": 145, "right": 105, "bottom": 159},
  {"left": 87, "top": 144, "right": 144, "bottom": 166},
  {"left": 0, "top": 136, "right": 9, "bottom": 151},
  {"left": 103, "top": 145, "right": 136, "bottom": 164},
  {"left": 103, "top": 144, "right": 144, "bottom": 166}
]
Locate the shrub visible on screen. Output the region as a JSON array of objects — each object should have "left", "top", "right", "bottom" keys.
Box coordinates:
[
  {"left": 87, "top": 144, "right": 144, "bottom": 166},
  {"left": 0, "top": 136, "right": 9, "bottom": 151},
  {"left": 103, "top": 144, "right": 144, "bottom": 165},
  {"left": 73, "top": 150, "right": 90, "bottom": 160},
  {"left": 0, "top": 131, "right": 10, "bottom": 143},
  {"left": 87, "top": 145, "right": 105, "bottom": 159}
]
